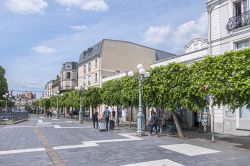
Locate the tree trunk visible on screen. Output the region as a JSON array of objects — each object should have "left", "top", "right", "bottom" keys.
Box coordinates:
[{"left": 172, "top": 112, "right": 184, "bottom": 138}]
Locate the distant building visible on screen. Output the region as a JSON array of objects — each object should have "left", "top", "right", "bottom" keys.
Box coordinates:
[
  {"left": 60, "top": 62, "right": 78, "bottom": 92},
  {"left": 44, "top": 62, "right": 78, "bottom": 97},
  {"left": 78, "top": 39, "right": 176, "bottom": 87},
  {"left": 15, "top": 92, "right": 36, "bottom": 110}
]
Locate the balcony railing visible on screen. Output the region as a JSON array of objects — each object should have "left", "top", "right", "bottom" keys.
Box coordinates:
[{"left": 226, "top": 11, "right": 250, "bottom": 31}]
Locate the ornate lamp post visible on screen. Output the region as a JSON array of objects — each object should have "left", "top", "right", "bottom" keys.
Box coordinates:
[
  {"left": 128, "top": 64, "right": 150, "bottom": 136},
  {"left": 75, "top": 86, "right": 88, "bottom": 124}
]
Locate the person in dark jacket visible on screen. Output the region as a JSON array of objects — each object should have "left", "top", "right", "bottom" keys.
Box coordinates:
[
  {"left": 92, "top": 109, "right": 99, "bottom": 130},
  {"left": 149, "top": 111, "right": 158, "bottom": 136},
  {"left": 103, "top": 107, "right": 111, "bottom": 131}
]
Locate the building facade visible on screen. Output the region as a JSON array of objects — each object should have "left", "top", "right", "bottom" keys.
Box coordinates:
[
  {"left": 207, "top": 0, "right": 250, "bottom": 135},
  {"left": 60, "top": 62, "right": 78, "bottom": 92},
  {"left": 78, "top": 39, "right": 176, "bottom": 87},
  {"left": 151, "top": 0, "right": 250, "bottom": 136}
]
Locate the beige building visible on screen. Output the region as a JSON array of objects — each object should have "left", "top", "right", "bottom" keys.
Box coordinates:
[{"left": 78, "top": 39, "right": 176, "bottom": 87}]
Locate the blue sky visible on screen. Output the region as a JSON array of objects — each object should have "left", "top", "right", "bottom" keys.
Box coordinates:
[{"left": 0, "top": 0, "right": 207, "bottom": 96}]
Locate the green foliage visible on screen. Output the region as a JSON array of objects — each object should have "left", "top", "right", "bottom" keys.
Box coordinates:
[
  {"left": 0, "top": 66, "right": 8, "bottom": 100},
  {"left": 149, "top": 63, "right": 207, "bottom": 112},
  {"left": 192, "top": 48, "right": 250, "bottom": 110},
  {"left": 0, "top": 99, "right": 5, "bottom": 107},
  {"left": 33, "top": 48, "right": 249, "bottom": 113},
  {"left": 84, "top": 87, "right": 102, "bottom": 109},
  {"left": 101, "top": 80, "right": 123, "bottom": 107}
]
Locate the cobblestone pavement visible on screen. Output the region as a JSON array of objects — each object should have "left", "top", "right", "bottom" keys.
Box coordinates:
[{"left": 0, "top": 115, "right": 250, "bottom": 166}]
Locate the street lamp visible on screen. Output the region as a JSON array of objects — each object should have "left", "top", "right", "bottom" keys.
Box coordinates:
[
  {"left": 75, "top": 86, "right": 88, "bottom": 124},
  {"left": 204, "top": 85, "right": 215, "bottom": 142},
  {"left": 3, "top": 92, "right": 12, "bottom": 114},
  {"left": 128, "top": 64, "right": 150, "bottom": 136},
  {"left": 55, "top": 91, "right": 63, "bottom": 119}
]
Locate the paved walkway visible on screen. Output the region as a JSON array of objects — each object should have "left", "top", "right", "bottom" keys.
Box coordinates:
[{"left": 0, "top": 115, "right": 249, "bottom": 166}]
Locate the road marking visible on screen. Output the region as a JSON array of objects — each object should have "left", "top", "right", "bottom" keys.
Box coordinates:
[
  {"left": 39, "top": 117, "right": 45, "bottom": 119},
  {"left": 3, "top": 126, "right": 33, "bottom": 128},
  {"left": 54, "top": 142, "right": 99, "bottom": 150},
  {"left": 52, "top": 119, "right": 60, "bottom": 121},
  {"left": 52, "top": 133, "right": 142, "bottom": 151},
  {"left": 66, "top": 121, "right": 72, "bottom": 123},
  {"left": 121, "top": 159, "right": 185, "bottom": 166},
  {"left": 0, "top": 148, "right": 45, "bottom": 155},
  {"left": 159, "top": 144, "right": 220, "bottom": 156},
  {"left": 0, "top": 133, "right": 142, "bottom": 155},
  {"left": 84, "top": 133, "right": 142, "bottom": 144},
  {"left": 37, "top": 119, "right": 52, "bottom": 125},
  {"left": 53, "top": 125, "right": 91, "bottom": 129}
]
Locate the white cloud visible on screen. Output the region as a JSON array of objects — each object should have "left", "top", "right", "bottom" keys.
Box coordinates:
[
  {"left": 5, "top": 0, "right": 48, "bottom": 14},
  {"left": 143, "top": 25, "right": 171, "bottom": 45},
  {"left": 55, "top": 0, "right": 109, "bottom": 12},
  {"left": 173, "top": 13, "right": 208, "bottom": 49},
  {"left": 142, "top": 13, "right": 208, "bottom": 53},
  {"left": 33, "top": 45, "right": 57, "bottom": 54},
  {"left": 69, "top": 25, "right": 87, "bottom": 30}
]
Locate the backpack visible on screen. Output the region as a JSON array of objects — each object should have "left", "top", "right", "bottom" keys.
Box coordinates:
[{"left": 104, "top": 110, "right": 110, "bottom": 118}]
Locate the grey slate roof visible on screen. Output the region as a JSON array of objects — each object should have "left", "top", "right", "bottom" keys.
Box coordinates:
[{"left": 78, "top": 39, "right": 176, "bottom": 64}]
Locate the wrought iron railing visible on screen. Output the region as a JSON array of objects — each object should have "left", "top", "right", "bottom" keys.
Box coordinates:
[{"left": 226, "top": 11, "right": 250, "bottom": 31}]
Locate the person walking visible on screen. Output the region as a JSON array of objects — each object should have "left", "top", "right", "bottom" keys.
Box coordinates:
[
  {"left": 103, "top": 107, "right": 111, "bottom": 131},
  {"left": 92, "top": 109, "right": 98, "bottom": 130},
  {"left": 149, "top": 111, "right": 158, "bottom": 136},
  {"left": 117, "top": 109, "right": 122, "bottom": 127}
]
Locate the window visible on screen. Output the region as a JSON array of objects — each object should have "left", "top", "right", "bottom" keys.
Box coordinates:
[
  {"left": 83, "top": 64, "right": 86, "bottom": 74},
  {"left": 235, "top": 39, "right": 249, "bottom": 50},
  {"left": 240, "top": 106, "right": 250, "bottom": 118},
  {"left": 226, "top": 111, "right": 234, "bottom": 117},
  {"left": 234, "top": 1, "right": 242, "bottom": 16},
  {"left": 65, "top": 63, "right": 71, "bottom": 69},
  {"left": 234, "top": 0, "right": 248, "bottom": 16},
  {"left": 88, "top": 75, "right": 91, "bottom": 85},
  {"left": 95, "top": 59, "right": 98, "bottom": 68},
  {"left": 83, "top": 77, "right": 86, "bottom": 87},
  {"left": 94, "top": 73, "right": 97, "bottom": 82},
  {"left": 88, "top": 62, "right": 91, "bottom": 72},
  {"left": 66, "top": 72, "right": 71, "bottom": 79}
]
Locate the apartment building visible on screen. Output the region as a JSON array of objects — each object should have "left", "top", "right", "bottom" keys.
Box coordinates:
[
  {"left": 44, "top": 75, "right": 60, "bottom": 98},
  {"left": 60, "top": 62, "right": 78, "bottom": 92},
  {"left": 78, "top": 39, "right": 176, "bottom": 87}
]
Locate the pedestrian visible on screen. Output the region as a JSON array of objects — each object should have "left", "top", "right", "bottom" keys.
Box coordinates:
[
  {"left": 92, "top": 109, "right": 98, "bottom": 130},
  {"left": 149, "top": 111, "right": 158, "bottom": 136},
  {"left": 117, "top": 109, "right": 122, "bottom": 127},
  {"left": 111, "top": 108, "right": 116, "bottom": 119},
  {"left": 103, "top": 107, "right": 111, "bottom": 131},
  {"left": 50, "top": 109, "right": 52, "bottom": 117}
]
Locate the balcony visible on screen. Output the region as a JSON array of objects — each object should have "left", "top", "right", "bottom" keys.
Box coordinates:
[{"left": 226, "top": 11, "right": 250, "bottom": 31}]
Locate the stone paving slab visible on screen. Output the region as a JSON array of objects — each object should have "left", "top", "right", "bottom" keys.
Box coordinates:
[
  {"left": 1, "top": 115, "right": 250, "bottom": 166},
  {"left": 0, "top": 151, "right": 53, "bottom": 166},
  {"left": 0, "top": 127, "right": 42, "bottom": 151}
]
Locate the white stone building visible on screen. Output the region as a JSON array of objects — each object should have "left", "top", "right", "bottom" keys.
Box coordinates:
[{"left": 151, "top": 0, "right": 250, "bottom": 136}]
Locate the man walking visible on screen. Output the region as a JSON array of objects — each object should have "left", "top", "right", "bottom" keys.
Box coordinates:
[
  {"left": 103, "top": 107, "right": 110, "bottom": 131},
  {"left": 117, "top": 109, "right": 122, "bottom": 127},
  {"left": 92, "top": 109, "right": 98, "bottom": 130},
  {"left": 150, "top": 111, "right": 158, "bottom": 136}
]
